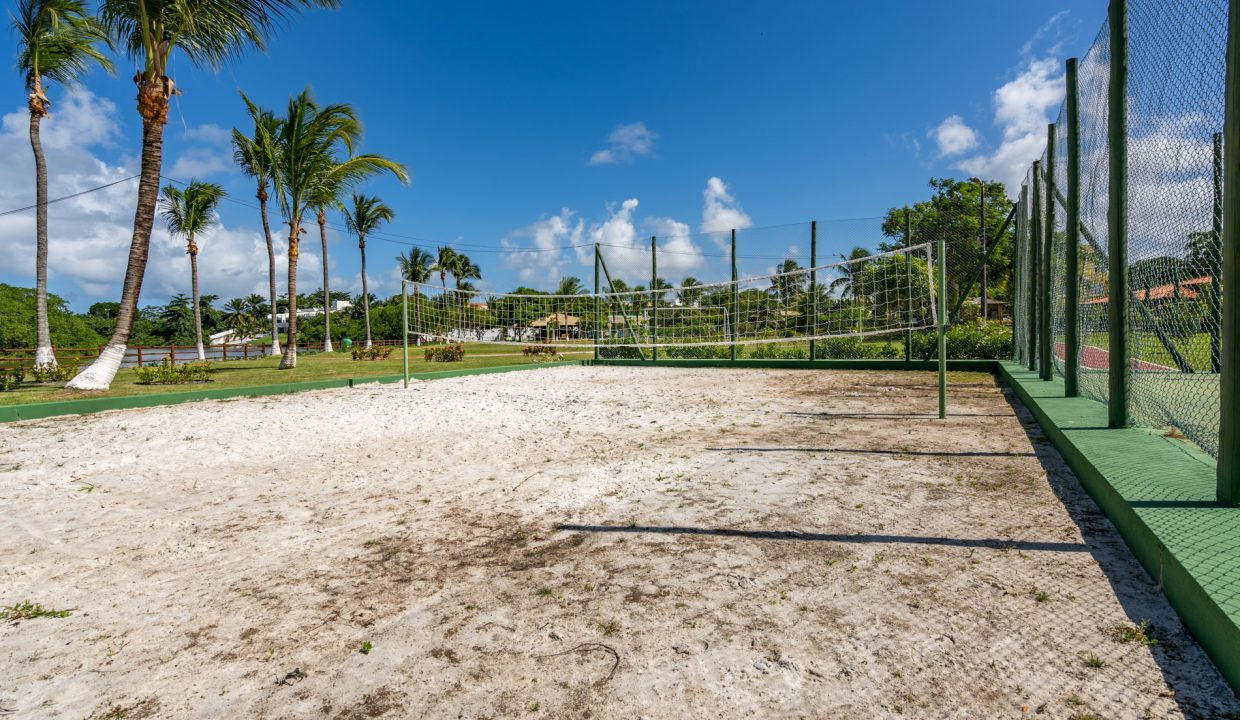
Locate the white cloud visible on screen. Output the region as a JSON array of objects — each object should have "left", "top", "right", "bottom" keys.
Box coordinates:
[
  {"left": 500, "top": 209, "right": 584, "bottom": 286},
  {"left": 167, "top": 123, "right": 234, "bottom": 180},
  {"left": 700, "top": 176, "right": 753, "bottom": 249},
  {"left": 588, "top": 122, "right": 657, "bottom": 166},
  {"left": 931, "top": 115, "right": 978, "bottom": 157}
]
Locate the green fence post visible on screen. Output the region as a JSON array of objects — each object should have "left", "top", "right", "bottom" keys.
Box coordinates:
[
  {"left": 731, "top": 228, "right": 739, "bottom": 361},
  {"left": 979, "top": 179, "right": 987, "bottom": 320},
  {"left": 401, "top": 280, "right": 409, "bottom": 388},
  {"left": 1013, "top": 200, "right": 1021, "bottom": 363},
  {"left": 594, "top": 244, "right": 601, "bottom": 362},
  {"left": 1041, "top": 123, "right": 1056, "bottom": 381},
  {"left": 905, "top": 211, "right": 914, "bottom": 363},
  {"left": 1219, "top": 0, "right": 1240, "bottom": 505},
  {"left": 810, "top": 221, "right": 818, "bottom": 362},
  {"left": 1212, "top": 132, "right": 1223, "bottom": 375},
  {"left": 1065, "top": 58, "right": 1082, "bottom": 396},
  {"left": 1108, "top": 0, "right": 1130, "bottom": 428},
  {"left": 1029, "top": 163, "right": 1041, "bottom": 373},
  {"left": 937, "top": 235, "right": 947, "bottom": 418},
  {"left": 651, "top": 235, "right": 658, "bottom": 363}
]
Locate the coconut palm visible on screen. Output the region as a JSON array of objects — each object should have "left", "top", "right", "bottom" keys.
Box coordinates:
[
  {"left": 828, "top": 247, "right": 873, "bottom": 298},
  {"left": 341, "top": 193, "right": 395, "bottom": 348},
  {"left": 452, "top": 253, "right": 481, "bottom": 291},
  {"left": 67, "top": 0, "right": 336, "bottom": 390},
  {"left": 555, "top": 276, "right": 584, "bottom": 296},
  {"left": 14, "top": 0, "right": 112, "bottom": 370},
  {"left": 771, "top": 258, "right": 804, "bottom": 305},
  {"left": 271, "top": 89, "right": 405, "bottom": 368},
  {"left": 158, "top": 181, "right": 225, "bottom": 360},
  {"left": 431, "top": 246, "right": 459, "bottom": 293},
  {"left": 223, "top": 297, "right": 256, "bottom": 338},
  {"left": 397, "top": 248, "right": 433, "bottom": 343},
  {"left": 678, "top": 277, "right": 703, "bottom": 307},
  {"left": 231, "top": 91, "right": 283, "bottom": 354}
]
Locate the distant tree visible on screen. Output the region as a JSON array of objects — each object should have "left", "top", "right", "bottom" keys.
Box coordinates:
[
  {"left": 770, "top": 259, "right": 804, "bottom": 305},
  {"left": 158, "top": 181, "right": 226, "bottom": 360},
  {"left": 555, "top": 276, "right": 584, "bottom": 296},
  {"left": 678, "top": 277, "right": 703, "bottom": 307},
  {"left": 232, "top": 92, "right": 283, "bottom": 354},
  {"left": 341, "top": 193, "right": 396, "bottom": 348}
]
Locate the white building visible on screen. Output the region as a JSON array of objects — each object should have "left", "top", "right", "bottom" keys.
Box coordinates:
[{"left": 274, "top": 299, "right": 352, "bottom": 332}]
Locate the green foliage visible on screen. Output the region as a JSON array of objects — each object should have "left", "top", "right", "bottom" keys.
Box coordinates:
[
  {"left": 0, "top": 284, "right": 104, "bottom": 349},
  {"left": 30, "top": 362, "right": 72, "bottom": 382},
  {"left": 660, "top": 344, "right": 731, "bottom": 359},
  {"left": 908, "top": 321, "right": 1013, "bottom": 360},
  {"left": 522, "top": 345, "right": 561, "bottom": 360},
  {"left": 351, "top": 345, "right": 393, "bottom": 361},
  {"left": 748, "top": 343, "right": 809, "bottom": 359},
  {"left": 0, "top": 600, "right": 72, "bottom": 620},
  {"left": 813, "top": 336, "right": 902, "bottom": 359},
  {"left": 133, "top": 357, "right": 215, "bottom": 384},
  {"left": 423, "top": 344, "right": 464, "bottom": 362},
  {"left": 0, "top": 366, "right": 26, "bottom": 391}
]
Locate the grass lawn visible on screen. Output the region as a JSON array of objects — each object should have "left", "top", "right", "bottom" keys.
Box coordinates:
[
  {"left": 1082, "top": 330, "right": 1218, "bottom": 372},
  {"left": 0, "top": 344, "right": 592, "bottom": 407}
]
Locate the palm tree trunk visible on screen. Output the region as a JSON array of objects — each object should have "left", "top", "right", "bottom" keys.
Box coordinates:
[
  {"left": 29, "top": 106, "right": 57, "bottom": 369},
  {"left": 359, "top": 236, "right": 372, "bottom": 348},
  {"left": 280, "top": 224, "right": 301, "bottom": 369},
  {"left": 190, "top": 238, "right": 205, "bottom": 361},
  {"left": 258, "top": 181, "right": 281, "bottom": 356},
  {"left": 319, "top": 211, "right": 333, "bottom": 353},
  {"left": 66, "top": 109, "right": 165, "bottom": 390}
]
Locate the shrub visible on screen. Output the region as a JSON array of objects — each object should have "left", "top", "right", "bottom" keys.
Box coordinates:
[
  {"left": 909, "top": 321, "right": 1012, "bottom": 360},
  {"left": 813, "top": 336, "right": 901, "bottom": 359},
  {"left": 0, "top": 366, "right": 25, "bottom": 391},
  {"left": 351, "top": 346, "right": 393, "bottom": 361},
  {"left": 660, "top": 344, "right": 732, "bottom": 359},
  {"left": 748, "top": 343, "right": 809, "bottom": 360},
  {"left": 30, "top": 362, "right": 73, "bottom": 382},
  {"left": 522, "top": 345, "right": 560, "bottom": 356},
  {"left": 134, "top": 357, "right": 215, "bottom": 384},
  {"left": 424, "top": 344, "right": 464, "bottom": 362},
  {"left": 599, "top": 344, "right": 643, "bottom": 359}
]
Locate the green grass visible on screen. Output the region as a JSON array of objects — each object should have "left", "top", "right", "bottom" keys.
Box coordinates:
[
  {"left": 0, "top": 344, "right": 589, "bottom": 407},
  {"left": 0, "top": 601, "right": 73, "bottom": 620},
  {"left": 1083, "top": 330, "right": 1217, "bottom": 372}
]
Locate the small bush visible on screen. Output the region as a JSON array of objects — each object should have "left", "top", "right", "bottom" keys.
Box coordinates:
[
  {"left": 424, "top": 344, "right": 464, "bottom": 362},
  {"left": 813, "top": 336, "right": 901, "bottom": 360},
  {"left": 660, "top": 344, "right": 732, "bottom": 359},
  {"left": 134, "top": 357, "right": 215, "bottom": 384},
  {"left": 522, "top": 345, "right": 560, "bottom": 356},
  {"left": 748, "top": 343, "right": 809, "bottom": 360},
  {"left": 908, "top": 321, "right": 1013, "bottom": 360},
  {"left": 0, "top": 366, "right": 25, "bottom": 391},
  {"left": 351, "top": 346, "right": 393, "bottom": 361},
  {"left": 30, "top": 362, "right": 73, "bottom": 382},
  {"left": 598, "top": 344, "right": 643, "bottom": 359}
]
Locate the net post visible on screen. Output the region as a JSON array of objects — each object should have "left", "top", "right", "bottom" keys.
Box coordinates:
[
  {"left": 651, "top": 235, "right": 658, "bottom": 363},
  {"left": 809, "top": 221, "right": 817, "bottom": 362},
  {"left": 1013, "top": 195, "right": 1022, "bottom": 363},
  {"left": 401, "top": 279, "right": 409, "bottom": 388},
  {"left": 731, "top": 228, "right": 738, "bottom": 361},
  {"left": 1218, "top": 0, "right": 1240, "bottom": 506},
  {"left": 1211, "top": 132, "right": 1223, "bottom": 375},
  {"left": 905, "top": 211, "right": 913, "bottom": 363},
  {"left": 1041, "top": 123, "right": 1055, "bottom": 382},
  {"left": 978, "top": 179, "right": 987, "bottom": 321},
  {"left": 1065, "top": 58, "right": 1081, "bottom": 397},
  {"left": 594, "top": 244, "right": 601, "bottom": 362},
  {"left": 1029, "top": 163, "right": 1041, "bottom": 372},
  {"left": 937, "top": 236, "right": 947, "bottom": 418},
  {"left": 1107, "top": 0, "right": 1130, "bottom": 428}
]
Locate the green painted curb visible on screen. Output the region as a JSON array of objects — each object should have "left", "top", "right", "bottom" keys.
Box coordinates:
[
  {"left": 0, "top": 361, "right": 578, "bottom": 423},
  {"left": 585, "top": 358, "right": 999, "bottom": 371},
  {"left": 996, "top": 361, "right": 1240, "bottom": 695}
]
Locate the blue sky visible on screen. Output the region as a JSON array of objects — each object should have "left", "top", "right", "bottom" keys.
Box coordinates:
[{"left": 0, "top": 0, "right": 1106, "bottom": 311}]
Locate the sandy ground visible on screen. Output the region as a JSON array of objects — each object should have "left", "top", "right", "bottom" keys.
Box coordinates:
[{"left": 0, "top": 366, "right": 1237, "bottom": 720}]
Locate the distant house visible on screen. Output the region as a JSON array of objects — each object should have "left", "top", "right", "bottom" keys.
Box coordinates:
[
  {"left": 1082, "top": 276, "right": 1212, "bottom": 306},
  {"left": 208, "top": 329, "right": 247, "bottom": 346},
  {"left": 274, "top": 299, "right": 353, "bottom": 332}
]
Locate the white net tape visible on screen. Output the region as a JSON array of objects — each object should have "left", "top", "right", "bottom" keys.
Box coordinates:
[{"left": 406, "top": 243, "right": 936, "bottom": 349}]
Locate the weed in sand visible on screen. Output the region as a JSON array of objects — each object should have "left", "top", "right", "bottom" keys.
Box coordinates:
[
  {"left": 1109, "top": 620, "right": 1158, "bottom": 647},
  {"left": 600, "top": 619, "right": 620, "bottom": 636},
  {"left": 1079, "top": 652, "right": 1106, "bottom": 669},
  {"left": 0, "top": 601, "right": 72, "bottom": 621},
  {"left": 1031, "top": 588, "right": 1051, "bottom": 603},
  {"left": 360, "top": 641, "right": 373, "bottom": 655},
  {"left": 535, "top": 587, "right": 554, "bottom": 598}
]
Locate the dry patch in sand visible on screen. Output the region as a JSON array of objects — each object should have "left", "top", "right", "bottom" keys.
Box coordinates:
[{"left": 0, "top": 366, "right": 1237, "bottom": 719}]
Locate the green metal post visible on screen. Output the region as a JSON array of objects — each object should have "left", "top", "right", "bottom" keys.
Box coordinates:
[
  {"left": 1013, "top": 200, "right": 1022, "bottom": 363},
  {"left": 1218, "top": 0, "right": 1240, "bottom": 505},
  {"left": 810, "top": 221, "right": 818, "bottom": 362},
  {"left": 401, "top": 280, "right": 409, "bottom": 388},
  {"left": 937, "top": 236, "right": 947, "bottom": 418},
  {"left": 905, "top": 211, "right": 913, "bottom": 363},
  {"left": 1029, "top": 164, "right": 1041, "bottom": 372},
  {"left": 979, "top": 179, "right": 987, "bottom": 320},
  {"left": 731, "top": 228, "right": 739, "bottom": 361},
  {"left": 1212, "top": 132, "right": 1223, "bottom": 375},
  {"left": 1041, "top": 123, "right": 1056, "bottom": 382},
  {"left": 594, "top": 244, "right": 601, "bottom": 362},
  {"left": 1065, "top": 58, "right": 1082, "bottom": 396},
  {"left": 1108, "top": 0, "right": 1130, "bottom": 428},
  {"left": 651, "top": 235, "right": 658, "bottom": 362}
]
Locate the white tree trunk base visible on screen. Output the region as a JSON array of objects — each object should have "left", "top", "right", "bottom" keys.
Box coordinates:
[
  {"left": 65, "top": 344, "right": 127, "bottom": 390},
  {"left": 196, "top": 343, "right": 206, "bottom": 361},
  {"left": 279, "top": 348, "right": 297, "bottom": 369},
  {"left": 364, "top": 340, "right": 372, "bottom": 349},
  {"left": 34, "top": 346, "right": 57, "bottom": 369},
  {"left": 323, "top": 339, "right": 333, "bottom": 353},
  {"left": 270, "top": 339, "right": 281, "bottom": 355}
]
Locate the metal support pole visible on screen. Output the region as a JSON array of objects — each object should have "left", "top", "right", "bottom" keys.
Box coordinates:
[
  {"left": 810, "top": 221, "right": 818, "bottom": 361},
  {"left": 1029, "top": 163, "right": 1041, "bottom": 372},
  {"left": 937, "top": 236, "right": 947, "bottom": 418},
  {"left": 1041, "top": 123, "right": 1056, "bottom": 382},
  {"left": 1108, "top": 0, "right": 1130, "bottom": 428},
  {"left": 594, "top": 244, "right": 601, "bottom": 362},
  {"left": 731, "top": 229, "right": 739, "bottom": 361},
  {"left": 1065, "top": 58, "right": 1082, "bottom": 396},
  {"left": 401, "top": 280, "right": 409, "bottom": 388},
  {"left": 905, "top": 211, "right": 914, "bottom": 363},
  {"left": 979, "top": 179, "right": 987, "bottom": 320},
  {"left": 1013, "top": 201, "right": 1022, "bottom": 363},
  {"left": 1218, "top": 0, "right": 1240, "bottom": 505},
  {"left": 1212, "top": 132, "right": 1223, "bottom": 375},
  {"left": 651, "top": 235, "right": 658, "bottom": 363}
]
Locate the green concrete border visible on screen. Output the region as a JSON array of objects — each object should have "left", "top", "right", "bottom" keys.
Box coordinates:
[
  {"left": 586, "top": 358, "right": 999, "bottom": 371},
  {"left": 997, "top": 361, "right": 1240, "bottom": 695},
  {"left": 0, "top": 361, "right": 578, "bottom": 423}
]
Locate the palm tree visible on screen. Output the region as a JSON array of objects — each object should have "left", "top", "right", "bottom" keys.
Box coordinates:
[
  {"left": 14, "top": 0, "right": 111, "bottom": 370},
  {"left": 271, "top": 89, "right": 404, "bottom": 367},
  {"left": 828, "top": 247, "right": 873, "bottom": 298},
  {"left": 159, "top": 181, "right": 225, "bottom": 360},
  {"left": 397, "top": 248, "right": 433, "bottom": 344},
  {"left": 555, "top": 276, "right": 584, "bottom": 296},
  {"left": 341, "top": 193, "right": 394, "bottom": 348},
  {"left": 452, "top": 253, "right": 481, "bottom": 291},
  {"left": 231, "top": 91, "right": 283, "bottom": 354},
  {"left": 771, "top": 258, "right": 804, "bottom": 305},
  {"left": 432, "top": 246, "right": 459, "bottom": 294},
  {"left": 223, "top": 297, "right": 254, "bottom": 338},
  {"left": 678, "top": 277, "right": 703, "bottom": 307},
  {"left": 67, "top": 0, "right": 336, "bottom": 390},
  {"left": 243, "top": 293, "right": 267, "bottom": 317}
]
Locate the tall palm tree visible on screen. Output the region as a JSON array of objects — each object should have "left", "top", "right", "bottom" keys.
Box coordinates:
[
  {"left": 397, "top": 248, "right": 433, "bottom": 344},
  {"left": 231, "top": 91, "right": 282, "bottom": 354},
  {"left": 771, "top": 258, "right": 804, "bottom": 305},
  {"left": 158, "top": 181, "right": 225, "bottom": 360},
  {"left": 828, "top": 247, "right": 873, "bottom": 298},
  {"left": 341, "top": 194, "right": 394, "bottom": 348},
  {"left": 431, "top": 246, "right": 459, "bottom": 294},
  {"left": 678, "top": 277, "right": 703, "bottom": 307},
  {"left": 223, "top": 297, "right": 254, "bottom": 338},
  {"left": 67, "top": 0, "right": 337, "bottom": 390},
  {"left": 555, "top": 276, "right": 584, "bottom": 296},
  {"left": 452, "top": 253, "right": 481, "bottom": 291},
  {"left": 271, "top": 89, "right": 405, "bottom": 368},
  {"left": 14, "top": 0, "right": 111, "bottom": 370}
]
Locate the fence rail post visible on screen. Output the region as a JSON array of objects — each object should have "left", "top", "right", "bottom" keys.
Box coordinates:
[
  {"left": 1041, "top": 123, "right": 1056, "bottom": 382},
  {"left": 401, "top": 280, "right": 409, "bottom": 388},
  {"left": 937, "top": 235, "right": 947, "bottom": 419},
  {"left": 651, "top": 235, "right": 658, "bottom": 362},
  {"left": 1108, "top": 0, "right": 1130, "bottom": 428},
  {"left": 594, "top": 244, "right": 601, "bottom": 362},
  {"left": 1065, "top": 57, "right": 1082, "bottom": 397},
  {"left": 905, "top": 211, "right": 914, "bottom": 363},
  {"left": 1029, "top": 163, "right": 1041, "bottom": 372},
  {"left": 1013, "top": 200, "right": 1022, "bottom": 363},
  {"left": 1218, "top": 0, "right": 1240, "bottom": 505},
  {"left": 731, "top": 229, "right": 738, "bottom": 361},
  {"left": 810, "top": 221, "right": 818, "bottom": 362},
  {"left": 1212, "top": 132, "right": 1224, "bottom": 375}
]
